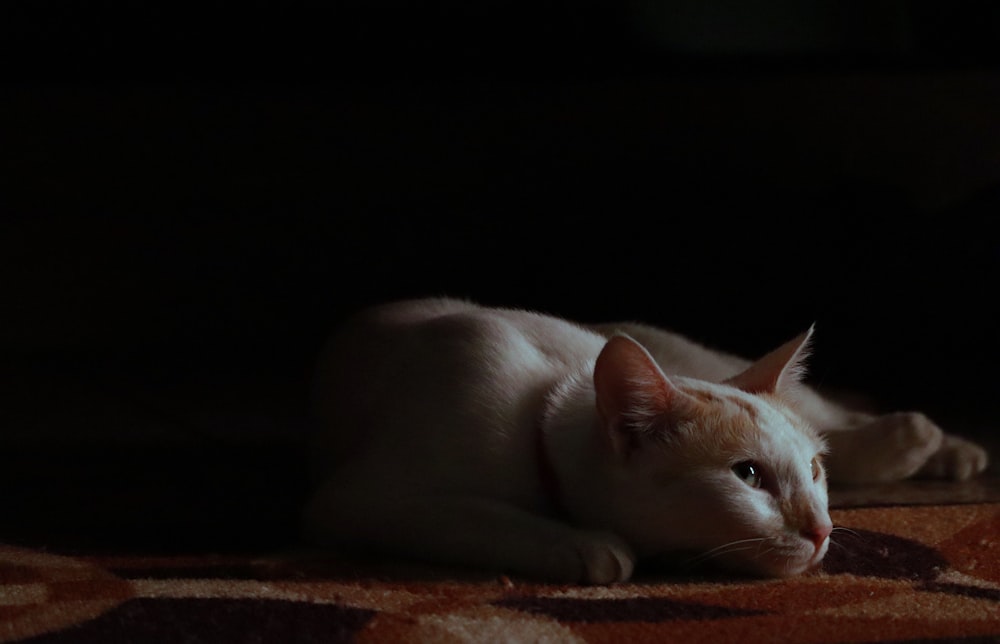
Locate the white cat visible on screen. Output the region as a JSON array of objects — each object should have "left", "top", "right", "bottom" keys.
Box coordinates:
[{"left": 301, "top": 298, "right": 989, "bottom": 584}]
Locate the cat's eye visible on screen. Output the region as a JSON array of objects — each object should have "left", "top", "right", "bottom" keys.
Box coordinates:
[
  {"left": 811, "top": 456, "right": 822, "bottom": 482},
  {"left": 732, "top": 461, "right": 762, "bottom": 489}
]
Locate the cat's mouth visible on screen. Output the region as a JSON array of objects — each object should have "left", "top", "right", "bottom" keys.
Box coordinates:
[{"left": 755, "top": 540, "right": 829, "bottom": 577}]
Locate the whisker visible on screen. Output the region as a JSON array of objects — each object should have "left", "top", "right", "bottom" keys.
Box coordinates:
[
  {"left": 683, "top": 547, "right": 756, "bottom": 569},
  {"left": 711, "top": 537, "right": 769, "bottom": 554},
  {"left": 826, "top": 526, "right": 864, "bottom": 554},
  {"left": 699, "top": 537, "right": 768, "bottom": 558},
  {"left": 682, "top": 538, "right": 769, "bottom": 567},
  {"left": 756, "top": 546, "right": 776, "bottom": 559},
  {"left": 831, "top": 526, "right": 861, "bottom": 539}
]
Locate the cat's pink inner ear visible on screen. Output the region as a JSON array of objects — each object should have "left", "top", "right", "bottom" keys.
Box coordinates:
[
  {"left": 725, "top": 325, "right": 814, "bottom": 395},
  {"left": 593, "top": 334, "right": 680, "bottom": 443}
]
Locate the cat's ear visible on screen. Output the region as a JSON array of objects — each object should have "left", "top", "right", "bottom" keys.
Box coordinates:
[
  {"left": 724, "top": 325, "right": 814, "bottom": 396},
  {"left": 593, "top": 333, "right": 698, "bottom": 454}
]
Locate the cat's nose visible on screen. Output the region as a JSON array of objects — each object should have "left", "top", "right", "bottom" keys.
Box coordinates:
[{"left": 800, "top": 522, "right": 832, "bottom": 551}]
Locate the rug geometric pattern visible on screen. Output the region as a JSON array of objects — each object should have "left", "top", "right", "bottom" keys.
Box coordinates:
[{"left": 3, "top": 504, "right": 998, "bottom": 643}]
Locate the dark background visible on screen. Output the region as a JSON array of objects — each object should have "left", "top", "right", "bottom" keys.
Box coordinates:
[{"left": 2, "top": 2, "right": 999, "bottom": 549}]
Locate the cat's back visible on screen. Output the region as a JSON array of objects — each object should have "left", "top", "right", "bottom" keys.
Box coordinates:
[
  {"left": 311, "top": 298, "right": 604, "bottom": 471},
  {"left": 347, "top": 296, "right": 480, "bottom": 329},
  {"left": 319, "top": 297, "right": 601, "bottom": 375}
]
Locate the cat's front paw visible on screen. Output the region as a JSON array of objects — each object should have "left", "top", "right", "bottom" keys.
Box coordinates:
[
  {"left": 917, "top": 434, "right": 989, "bottom": 481},
  {"left": 548, "top": 531, "right": 636, "bottom": 584}
]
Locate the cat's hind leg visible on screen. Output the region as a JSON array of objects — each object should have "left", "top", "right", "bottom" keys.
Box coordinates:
[
  {"left": 821, "top": 411, "right": 989, "bottom": 485},
  {"left": 301, "top": 479, "right": 636, "bottom": 584},
  {"left": 822, "top": 412, "right": 945, "bottom": 485}
]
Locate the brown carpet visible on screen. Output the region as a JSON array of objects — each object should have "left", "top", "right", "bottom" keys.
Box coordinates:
[{"left": 3, "top": 502, "right": 999, "bottom": 643}]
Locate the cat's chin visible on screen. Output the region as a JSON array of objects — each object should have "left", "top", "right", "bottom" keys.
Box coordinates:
[
  {"left": 731, "top": 544, "right": 829, "bottom": 579},
  {"left": 705, "top": 556, "right": 821, "bottom": 579},
  {"left": 646, "top": 542, "right": 827, "bottom": 579}
]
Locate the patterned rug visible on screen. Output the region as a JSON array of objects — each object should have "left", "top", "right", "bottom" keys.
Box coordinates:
[{"left": 3, "top": 503, "right": 998, "bottom": 643}]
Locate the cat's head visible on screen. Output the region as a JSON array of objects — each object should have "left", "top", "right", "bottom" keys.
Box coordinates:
[{"left": 581, "top": 328, "right": 831, "bottom": 578}]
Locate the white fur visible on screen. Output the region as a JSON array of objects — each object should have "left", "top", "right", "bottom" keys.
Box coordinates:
[{"left": 302, "top": 298, "right": 988, "bottom": 583}]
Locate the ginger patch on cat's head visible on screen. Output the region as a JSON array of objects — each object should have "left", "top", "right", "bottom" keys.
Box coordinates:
[
  {"left": 664, "top": 381, "right": 823, "bottom": 475},
  {"left": 669, "top": 384, "right": 764, "bottom": 463}
]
